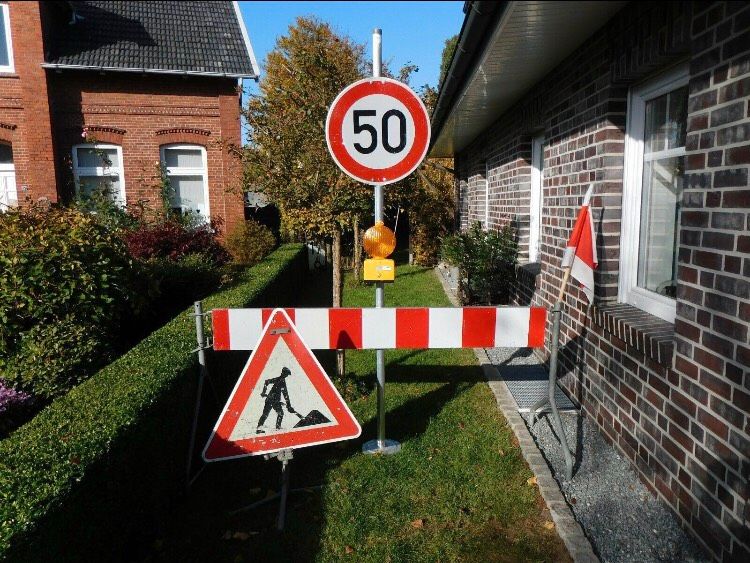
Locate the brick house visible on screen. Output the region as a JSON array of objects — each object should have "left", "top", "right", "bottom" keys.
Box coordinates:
[
  {"left": 431, "top": 1, "right": 749, "bottom": 560},
  {"left": 0, "top": 1, "right": 257, "bottom": 234}
]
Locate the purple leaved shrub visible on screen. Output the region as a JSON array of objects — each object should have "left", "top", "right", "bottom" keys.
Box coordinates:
[{"left": 0, "top": 379, "right": 36, "bottom": 438}]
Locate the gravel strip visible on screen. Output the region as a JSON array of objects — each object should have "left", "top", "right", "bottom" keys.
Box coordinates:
[{"left": 486, "top": 346, "right": 709, "bottom": 563}]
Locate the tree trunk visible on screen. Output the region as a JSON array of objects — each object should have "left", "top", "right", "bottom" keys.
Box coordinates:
[
  {"left": 353, "top": 216, "right": 362, "bottom": 283},
  {"left": 332, "top": 229, "right": 345, "bottom": 378}
]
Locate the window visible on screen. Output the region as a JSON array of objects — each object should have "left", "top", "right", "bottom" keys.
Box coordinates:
[
  {"left": 72, "top": 144, "right": 126, "bottom": 204},
  {"left": 0, "top": 143, "right": 16, "bottom": 210},
  {"left": 529, "top": 135, "right": 544, "bottom": 263},
  {"left": 620, "top": 64, "right": 688, "bottom": 323},
  {"left": 0, "top": 3, "right": 14, "bottom": 73},
  {"left": 160, "top": 144, "right": 209, "bottom": 218}
]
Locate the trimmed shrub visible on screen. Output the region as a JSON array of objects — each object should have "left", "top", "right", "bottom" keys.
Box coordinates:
[
  {"left": 0, "top": 244, "right": 306, "bottom": 561},
  {"left": 0, "top": 205, "right": 134, "bottom": 362},
  {"left": 2, "top": 315, "right": 111, "bottom": 400},
  {"left": 122, "top": 219, "right": 230, "bottom": 264},
  {"left": 225, "top": 219, "right": 276, "bottom": 265},
  {"left": 441, "top": 222, "right": 518, "bottom": 305},
  {"left": 137, "top": 253, "right": 227, "bottom": 325}
]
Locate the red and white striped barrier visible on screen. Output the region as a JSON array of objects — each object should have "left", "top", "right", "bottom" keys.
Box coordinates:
[{"left": 212, "top": 307, "right": 546, "bottom": 351}]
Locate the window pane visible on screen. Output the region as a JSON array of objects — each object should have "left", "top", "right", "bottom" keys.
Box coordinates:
[
  {"left": 0, "top": 172, "right": 17, "bottom": 209},
  {"left": 0, "top": 8, "right": 9, "bottom": 67},
  {"left": 77, "top": 175, "right": 121, "bottom": 201},
  {"left": 164, "top": 148, "right": 203, "bottom": 168},
  {"left": 0, "top": 143, "right": 12, "bottom": 164},
  {"left": 170, "top": 175, "right": 205, "bottom": 212},
  {"left": 644, "top": 93, "right": 668, "bottom": 154},
  {"left": 76, "top": 147, "right": 120, "bottom": 168},
  {"left": 644, "top": 86, "right": 688, "bottom": 155},
  {"left": 667, "top": 85, "right": 688, "bottom": 150},
  {"left": 637, "top": 157, "right": 684, "bottom": 297}
]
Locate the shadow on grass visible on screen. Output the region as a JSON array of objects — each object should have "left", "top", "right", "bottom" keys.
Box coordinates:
[
  {"left": 151, "top": 372, "right": 471, "bottom": 562},
  {"left": 148, "top": 263, "right": 520, "bottom": 561}
]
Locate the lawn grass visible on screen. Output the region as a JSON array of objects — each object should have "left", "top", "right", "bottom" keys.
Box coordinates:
[{"left": 150, "top": 264, "right": 568, "bottom": 562}]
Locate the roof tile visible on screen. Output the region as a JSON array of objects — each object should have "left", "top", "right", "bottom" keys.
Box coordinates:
[{"left": 46, "top": 1, "right": 256, "bottom": 77}]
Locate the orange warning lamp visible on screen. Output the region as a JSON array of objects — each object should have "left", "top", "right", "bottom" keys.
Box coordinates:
[
  {"left": 363, "top": 221, "right": 396, "bottom": 259},
  {"left": 363, "top": 221, "right": 396, "bottom": 282}
]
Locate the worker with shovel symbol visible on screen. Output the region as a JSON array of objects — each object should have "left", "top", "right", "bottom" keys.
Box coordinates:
[{"left": 256, "top": 367, "right": 301, "bottom": 433}]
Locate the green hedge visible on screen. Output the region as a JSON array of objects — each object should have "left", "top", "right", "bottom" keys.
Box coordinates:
[{"left": 0, "top": 244, "right": 306, "bottom": 562}]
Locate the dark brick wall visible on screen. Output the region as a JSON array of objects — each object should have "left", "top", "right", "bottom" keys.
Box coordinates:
[{"left": 454, "top": 2, "right": 749, "bottom": 560}]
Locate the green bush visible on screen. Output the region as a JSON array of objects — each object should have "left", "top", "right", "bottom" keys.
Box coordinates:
[
  {"left": 0, "top": 206, "right": 136, "bottom": 397},
  {"left": 224, "top": 219, "right": 277, "bottom": 265},
  {"left": 71, "top": 190, "right": 140, "bottom": 233},
  {"left": 1, "top": 315, "right": 111, "bottom": 400},
  {"left": 441, "top": 222, "right": 518, "bottom": 305},
  {"left": 0, "top": 244, "right": 306, "bottom": 561},
  {"left": 136, "top": 253, "right": 227, "bottom": 327}
]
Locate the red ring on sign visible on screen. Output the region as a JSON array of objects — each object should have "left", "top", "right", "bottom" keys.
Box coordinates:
[{"left": 326, "top": 78, "right": 430, "bottom": 184}]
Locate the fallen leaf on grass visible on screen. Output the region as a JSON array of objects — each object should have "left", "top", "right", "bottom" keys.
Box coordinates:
[
  {"left": 543, "top": 521, "right": 555, "bottom": 530},
  {"left": 411, "top": 518, "right": 425, "bottom": 528},
  {"left": 527, "top": 476, "right": 537, "bottom": 486},
  {"left": 458, "top": 422, "right": 465, "bottom": 429},
  {"left": 498, "top": 448, "right": 505, "bottom": 456},
  {"left": 345, "top": 546, "right": 354, "bottom": 554}
]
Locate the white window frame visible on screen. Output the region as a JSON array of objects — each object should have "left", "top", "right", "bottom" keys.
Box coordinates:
[
  {"left": 0, "top": 143, "right": 16, "bottom": 210},
  {"left": 0, "top": 3, "right": 14, "bottom": 73},
  {"left": 72, "top": 143, "right": 127, "bottom": 205},
  {"left": 159, "top": 144, "right": 210, "bottom": 218},
  {"left": 529, "top": 135, "right": 544, "bottom": 263},
  {"left": 619, "top": 63, "right": 688, "bottom": 323}
]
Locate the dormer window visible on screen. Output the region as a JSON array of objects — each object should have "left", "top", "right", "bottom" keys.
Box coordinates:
[{"left": 0, "top": 3, "right": 13, "bottom": 73}]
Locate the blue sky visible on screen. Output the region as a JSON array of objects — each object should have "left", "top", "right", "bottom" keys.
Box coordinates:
[{"left": 238, "top": 1, "right": 465, "bottom": 92}]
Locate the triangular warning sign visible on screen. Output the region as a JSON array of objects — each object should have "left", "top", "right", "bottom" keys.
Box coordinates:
[{"left": 203, "top": 308, "right": 361, "bottom": 461}]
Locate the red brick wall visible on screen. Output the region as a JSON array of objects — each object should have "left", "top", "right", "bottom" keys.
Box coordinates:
[
  {"left": 47, "top": 71, "right": 245, "bottom": 235},
  {"left": 0, "top": 1, "right": 57, "bottom": 204},
  {"left": 455, "top": 2, "right": 749, "bottom": 560}
]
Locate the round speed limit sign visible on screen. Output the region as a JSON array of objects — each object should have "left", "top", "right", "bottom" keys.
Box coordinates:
[{"left": 326, "top": 77, "right": 430, "bottom": 185}]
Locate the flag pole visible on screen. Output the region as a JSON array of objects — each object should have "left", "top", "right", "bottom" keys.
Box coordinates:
[{"left": 529, "top": 183, "right": 595, "bottom": 481}]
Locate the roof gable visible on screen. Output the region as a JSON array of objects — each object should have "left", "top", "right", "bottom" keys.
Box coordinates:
[{"left": 44, "top": 1, "right": 257, "bottom": 78}]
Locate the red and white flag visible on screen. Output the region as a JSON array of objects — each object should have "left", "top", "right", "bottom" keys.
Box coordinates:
[{"left": 561, "top": 184, "right": 597, "bottom": 304}]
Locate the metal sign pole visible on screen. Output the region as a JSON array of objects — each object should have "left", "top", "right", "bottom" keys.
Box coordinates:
[
  {"left": 187, "top": 300, "right": 208, "bottom": 488},
  {"left": 363, "top": 28, "right": 400, "bottom": 456},
  {"left": 276, "top": 451, "right": 292, "bottom": 531}
]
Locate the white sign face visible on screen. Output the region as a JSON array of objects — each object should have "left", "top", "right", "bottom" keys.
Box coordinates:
[
  {"left": 229, "top": 338, "right": 336, "bottom": 441},
  {"left": 340, "top": 94, "right": 416, "bottom": 171},
  {"left": 326, "top": 77, "right": 430, "bottom": 185},
  {"left": 203, "top": 308, "right": 361, "bottom": 461}
]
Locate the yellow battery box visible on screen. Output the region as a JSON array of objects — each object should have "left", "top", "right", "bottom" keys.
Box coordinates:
[{"left": 363, "top": 258, "right": 395, "bottom": 282}]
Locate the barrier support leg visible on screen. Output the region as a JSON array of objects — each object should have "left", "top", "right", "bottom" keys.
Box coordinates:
[{"left": 530, "top": 303, "right": 574, "bottom": 480}]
